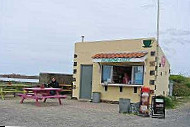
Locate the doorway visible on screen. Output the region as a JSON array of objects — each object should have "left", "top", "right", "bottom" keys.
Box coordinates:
[{"left": 80, "top": 65, "right": 93, "bottom": 99}]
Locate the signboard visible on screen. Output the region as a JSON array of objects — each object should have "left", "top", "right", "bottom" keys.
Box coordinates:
[
  {"left": 101, "top": 58, "right": 131, "bottom": 62},
  {"left": 151, "top": 96, "right": 165, "bottom": 118},
  {"left": 93, "top": 57, "right": 146, "bottom": 63},
  {"left": 142, "top": 40, "right": 152, "bottom": 48},
  {"left": 139, "top": 87, "right": 150, "bottom": 117},
  {"left": 161, "top": 56, "right": 166, "bottom": 67}
]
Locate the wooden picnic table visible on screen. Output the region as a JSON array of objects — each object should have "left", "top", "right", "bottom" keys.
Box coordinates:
[
  {"left": 19, "top": 88, "right": 67, "bottom": 106},
  {"left": 0, "top": 84, "right": 30, "bottom": 100}
]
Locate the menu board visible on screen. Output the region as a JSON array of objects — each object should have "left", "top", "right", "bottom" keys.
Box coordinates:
[{"left": 139, "top": 87, "right": 150, "bottom": 116}]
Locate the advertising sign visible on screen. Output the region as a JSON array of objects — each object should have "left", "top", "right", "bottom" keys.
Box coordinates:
[
  {"left": 151, "top": 96, "right": 165, "bottom": 118},
  {"left": 139, "top": 87, "right": 150, "bottom": 116},
  {"left": 93, "top": 57, "right": 146, "bottom": 63},
  {"left": 161, "top": 56, "right": 166, "bottom": 67}
]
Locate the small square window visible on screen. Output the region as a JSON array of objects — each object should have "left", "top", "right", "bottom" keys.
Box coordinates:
[
  {"left": 74, "top": 54, "right": 77, "bottom": 58},
  {"left": 73, "top": 69, "right": 77, "bottom": 74},
  {"left": 150, "top": 70, "right": 155, "bottom": 75},
  {"left": 149, "top": 61, "right": 155, "bottom": 66},
  {"left": 150, "top": 80, "right": 155, "bottom": 85},
  {"left": 159, "top": 63, "right": 161, "bottom": 67},
  {"left": 73, "top": 62, "right": 77, "bottom": 66},
  {"left": 73, "top": 78, "right": 76, "bottom": 82},
  {"left": 151, "top": 51, "right": 155, "bottom": 56},
  {"left": 134, "top": 87, "right": 137, "bottom": 93}
]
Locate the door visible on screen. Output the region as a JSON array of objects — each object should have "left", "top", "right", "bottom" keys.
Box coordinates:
[{"left": 80, "top": 65, "right": 93, "bottom": 99}]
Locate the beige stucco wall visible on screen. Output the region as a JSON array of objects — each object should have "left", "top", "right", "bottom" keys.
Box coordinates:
[
  {"left": 72, "top": 38, "right": 170, "bottom": 103},
  {"left": 155, "top": 47, "right": 170, "bottom": 96}
]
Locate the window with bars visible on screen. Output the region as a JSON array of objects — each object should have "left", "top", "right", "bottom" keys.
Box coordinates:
[
  {"left": 150, "top": 80, "right": 155, "bottom": 85},
  {"left": 73, "top": 69, "right": 77, "bottom": 74},
  {"left": 74, "top": 54, "right": 77, "bottom": 58},
  {"left": 151, "top": 51, "right": 156, "bottom": 56},
  {"left": 149, "top": 61, "right": 155, "bottom": 66},
  {"left": 73, "top": 62, "right": 77, "bottom": 66},
  {"left": 150, "top": 70, "right": 155, "bottom": 75}
]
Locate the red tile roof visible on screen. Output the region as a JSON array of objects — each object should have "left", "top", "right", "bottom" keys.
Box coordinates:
[{"left": 92, "top": 51, "right": 147, "bottom": 59}]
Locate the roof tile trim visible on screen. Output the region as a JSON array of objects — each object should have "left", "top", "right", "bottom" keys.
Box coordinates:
[{"left": 92, "top": 51, "right": 148, "bottom": 59}]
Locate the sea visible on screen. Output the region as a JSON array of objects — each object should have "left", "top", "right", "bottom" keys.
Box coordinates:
[{"left": 0, "top": 77, "right": 39, "bottom": 83}]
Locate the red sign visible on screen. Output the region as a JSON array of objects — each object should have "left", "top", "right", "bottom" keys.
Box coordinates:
[
  {"left": 139, "top": 87, "right": 150, "bottom": 116},
  {"left": 161, "top": 56, "right": 166, "bottom": 67}
]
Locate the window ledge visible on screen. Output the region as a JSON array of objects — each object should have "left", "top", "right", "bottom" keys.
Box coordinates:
[{"left": 101, "top": 83, "right": 143, "bottom": 87}]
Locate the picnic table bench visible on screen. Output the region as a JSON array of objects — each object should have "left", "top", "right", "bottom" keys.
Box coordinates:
[
  {"left": 19, "top": 88, "right": 67, "bottom": 106},
  {"left": 0, "top": 84, "right": 30, "bottom": 100}
]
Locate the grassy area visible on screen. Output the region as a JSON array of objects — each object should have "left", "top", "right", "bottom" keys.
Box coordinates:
[
  {"left": 164, "top": 96, "right": 190, "bottom": 109},
  {"left": 0, "top": 81, "right": 37, "bottom": 87},
  {"left": 163, "top": 75, "right": 190, "bottom": 109},
  {"left": 170, "top": 75, "right": 190, "bottom": 96}
]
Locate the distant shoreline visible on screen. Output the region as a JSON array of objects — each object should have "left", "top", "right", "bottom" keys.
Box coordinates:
[
  {"left": 0, "top": 74, "right": 39, "bottom": 79},
  {"left": 0, "top": 78, "right": 39, "bottom": 84}
]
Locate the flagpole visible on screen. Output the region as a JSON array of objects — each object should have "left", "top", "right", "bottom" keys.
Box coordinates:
[
  {"left": 156, "top": 0, "right": 160, "bottom": 82},
  {"left": 157, "top": 0, "right": 160, "bottom": 44}
]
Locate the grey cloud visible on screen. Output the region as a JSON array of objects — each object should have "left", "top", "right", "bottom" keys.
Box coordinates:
[
  {"left": 141, "top": 4, "right": 155, "bottom": 9},
  {"left": 161, "top": 29, "right": 190, "bottom": 36},
  {"left": 0, "top": 0, "right": 190, "bottom": 76}
]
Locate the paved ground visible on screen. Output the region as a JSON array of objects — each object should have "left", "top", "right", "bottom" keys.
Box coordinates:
[{"left": 0, "top": 96, "right": 190, "bottom": 127}]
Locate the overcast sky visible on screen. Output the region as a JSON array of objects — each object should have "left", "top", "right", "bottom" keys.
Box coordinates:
[{"left": 0, "top": 0, "right": 190, "bottom": 76}]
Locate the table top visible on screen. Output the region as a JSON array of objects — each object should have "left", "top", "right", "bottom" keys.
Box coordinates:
[{"left": 24, "top": 88, "right": 62, "bottom": 91}]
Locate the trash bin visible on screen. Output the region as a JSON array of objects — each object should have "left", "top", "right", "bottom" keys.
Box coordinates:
[
  {"left": 119, "top": 98, "right": 131, "bottom": 113},
  {"left": 92, "top": 92, "right": 101, "bottom": 103}
]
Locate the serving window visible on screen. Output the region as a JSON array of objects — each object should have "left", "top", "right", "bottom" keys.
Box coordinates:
[{"left": 101, "top": 65, "right": 144, "bottom": 85}]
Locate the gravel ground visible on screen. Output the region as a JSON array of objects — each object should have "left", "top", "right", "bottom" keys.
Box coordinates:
[{"left": 0, "top": 96, "right": 190, "bottom": 127}]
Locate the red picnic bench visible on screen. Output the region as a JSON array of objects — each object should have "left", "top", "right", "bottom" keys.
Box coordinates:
[{"left": 18, "top": 88, "right": 67, "bottom": 106}]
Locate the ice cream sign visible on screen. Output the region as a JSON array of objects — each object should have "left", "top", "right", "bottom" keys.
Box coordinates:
[
  {"left": 100, "top": 58, "right": 131, "bottom": 62},
  {"left": 93, "top": 57, "right": 146, "bottom": 63},
  {"left": 161, "top": 56, "right": 166, "bottom": 67}
]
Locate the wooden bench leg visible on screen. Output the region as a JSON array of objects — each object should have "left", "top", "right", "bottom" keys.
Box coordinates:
[
  {"left": 35, "top": 98, "right": 40, "bottom": 106},
  {"left": 1, "top": 93, "right": 4, "bottom": 100},
  {"left": 20, "top": 97, "right": 25, "bottom": 104},
  {"left": 58, "top": 98, "right": 62, "bottom": 105},
  {"left": 43, "top": 98, "right": 47, "bottom": 103},
  {"left": 0, "top": 88, "right": 4, "bottom": 100}
]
